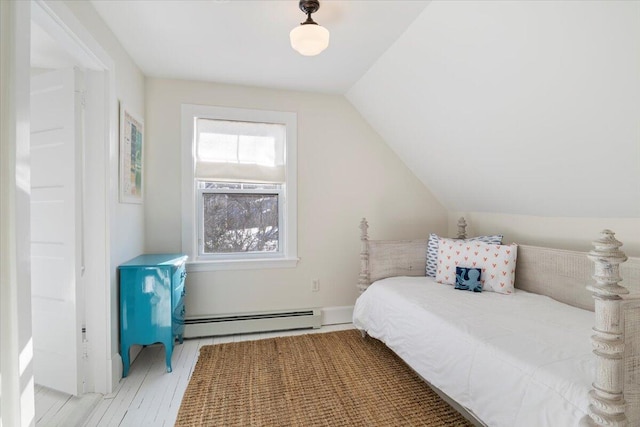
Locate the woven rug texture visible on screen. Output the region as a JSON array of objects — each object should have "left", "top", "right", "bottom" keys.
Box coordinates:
[{"left": 175, "top": 329, "right": 472, "bottom": 426}]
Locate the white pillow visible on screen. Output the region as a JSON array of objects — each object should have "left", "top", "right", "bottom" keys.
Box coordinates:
[
  {"left": 426, "top": 233, "right": 503, "bottom": 277},
  {"left": 435, "top": 238, "right": 517, "bottom": 294}
]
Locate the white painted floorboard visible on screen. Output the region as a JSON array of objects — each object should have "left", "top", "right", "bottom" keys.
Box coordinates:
[{"left": 35, "top": 324, "right": 355, "bottom": 427}]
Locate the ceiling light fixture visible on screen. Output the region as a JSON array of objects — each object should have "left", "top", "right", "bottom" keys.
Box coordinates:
[{"left": 290, "top": 0, "right": 330, "bottom": 56}]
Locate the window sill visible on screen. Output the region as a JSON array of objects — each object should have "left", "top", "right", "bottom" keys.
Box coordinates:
[{"left": 186, "top": 257, "right": 299, "bottom": 272}]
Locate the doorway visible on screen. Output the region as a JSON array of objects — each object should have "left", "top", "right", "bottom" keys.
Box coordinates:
[{"left": 29, "top": 0, "right": 116, "bottom": 397}]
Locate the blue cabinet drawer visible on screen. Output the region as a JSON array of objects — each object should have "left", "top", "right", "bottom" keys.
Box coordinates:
[
  {"left": 119, "top": 253, "right": 188, "bottom": 377},
  {"left": 173, "top": 272, "right": 186, "bottom": 303},
  {"left": 172, "top": 265, "right": 186, "bottom": 306},
  {"left": 172, "top": 298, "right": 185, "bottom": 337}
]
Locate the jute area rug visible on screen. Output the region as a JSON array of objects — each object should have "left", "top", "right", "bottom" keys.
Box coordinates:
[{"left": 175, "top": 329, "right": 472, "bottom": 426}]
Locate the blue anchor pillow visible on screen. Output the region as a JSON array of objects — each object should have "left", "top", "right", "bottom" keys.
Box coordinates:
[{"left": 455, "top": 267, "right": 483, "bottom": 292}]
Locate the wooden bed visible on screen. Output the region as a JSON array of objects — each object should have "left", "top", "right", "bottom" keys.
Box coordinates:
[{"left": 356, "top": 217, "right": 640, "bottom": 427}]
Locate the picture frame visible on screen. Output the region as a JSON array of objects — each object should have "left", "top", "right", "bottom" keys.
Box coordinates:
[{"left": 119, "top": 103, "right": 144, "bottom": 204}]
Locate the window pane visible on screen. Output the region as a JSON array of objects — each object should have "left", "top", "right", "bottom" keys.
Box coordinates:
[{"left": 202, "top": 193, "right": 279, "bottom": 253}]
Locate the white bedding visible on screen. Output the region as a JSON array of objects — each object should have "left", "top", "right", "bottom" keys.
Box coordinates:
[{"left": 352, "top": 276, "right": 595, "bottom": 427}]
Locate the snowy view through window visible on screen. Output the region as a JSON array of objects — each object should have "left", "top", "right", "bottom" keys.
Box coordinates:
[{"left": 202, "top": 191, "right": 279, "bottom": 253}]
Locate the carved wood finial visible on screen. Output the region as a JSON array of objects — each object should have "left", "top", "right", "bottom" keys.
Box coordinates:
[
  {"left": 457, "top": 217, "right": 467, "bottom": 239},
  {"left": 588, "top": 230, "right": 629, "bottom": 298},
  {"left": 358, "top": 218, "right": 370, "bottom": 294},
  {"left": 359, "top": 218, "right": 369, "bottom": 242},
  {"left": 584, "top": 229, "right": 629, "bottom": 427}
]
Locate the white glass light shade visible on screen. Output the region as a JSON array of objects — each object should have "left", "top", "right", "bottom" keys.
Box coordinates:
[{"left": 290, "top": 24, "right": 330, "bottom": 56}]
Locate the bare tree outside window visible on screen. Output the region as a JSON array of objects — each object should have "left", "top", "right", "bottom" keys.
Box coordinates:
[{"left": 202, "top": 192, "right": 279, "bottom": 253}]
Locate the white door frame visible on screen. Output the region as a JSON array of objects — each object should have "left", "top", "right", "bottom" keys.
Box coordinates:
[
  {"left": 1, "top": 0, "right": 35, "bottom": 425},
  {"left": 31, "top": 0, "right": 120, "bottom": 394},
  {"left": 2, "top": 5, "right": 120, "bottom": 420}
]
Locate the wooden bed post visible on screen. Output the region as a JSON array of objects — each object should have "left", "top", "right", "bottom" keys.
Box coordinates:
[
  {"left": 584, "top": 230, "right": 629, "bottom": 427},
  {"left": 358, "top": 218, "right": 370, "bottom": 294},
  {"left": 457, "top": 217, "right": 467, "bottom": 239}
]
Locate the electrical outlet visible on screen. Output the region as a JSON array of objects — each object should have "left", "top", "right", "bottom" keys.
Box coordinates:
[{"left": 312, "top": 279, "right": 320, "bottom": 292}]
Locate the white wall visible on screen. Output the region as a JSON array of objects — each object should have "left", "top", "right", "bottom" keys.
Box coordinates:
[
  {"left": 145, "top": 78, "right": 446, "bottom": 318},
  {"left": 449, "top": 212, "right": 640, "bottom": 258},
  {"left": 348, "top": 0, "right": 640, "bottom": 218}
]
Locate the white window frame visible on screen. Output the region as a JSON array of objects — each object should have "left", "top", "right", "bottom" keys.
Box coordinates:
[{"left": 182, "top": 104, "right": 298, "bottom": 271}]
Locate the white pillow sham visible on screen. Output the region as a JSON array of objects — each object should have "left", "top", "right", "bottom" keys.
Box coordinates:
[{"left": 435, "top": 238, "right": 517, "bottom": 294}]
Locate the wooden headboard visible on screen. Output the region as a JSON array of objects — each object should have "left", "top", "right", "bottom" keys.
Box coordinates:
[
  {"left": 517, "top": 245, "right": 640, "bottom": 312},
  {"left": 516, "top": 245, "right": 595, "bottom": 310},
  {"left": 358, "top": 218, "right": 640, "bottom": 308},
  {"left": 357, "top": 217, "right": 467, "bottom": 293}
]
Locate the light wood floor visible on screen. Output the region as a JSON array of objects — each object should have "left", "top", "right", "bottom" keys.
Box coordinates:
[{"left": 35, "top": 324, "right": 355, "bottom": 426}]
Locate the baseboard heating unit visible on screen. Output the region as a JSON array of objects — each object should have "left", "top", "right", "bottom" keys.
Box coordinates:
[{"left": 183, "top": 309, "right": 322, "bottom": 338}]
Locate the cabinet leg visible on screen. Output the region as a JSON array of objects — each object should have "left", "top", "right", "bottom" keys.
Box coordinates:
[
  {"left": 178, "top": 334, "right": 184, "bottom": 344},
  {"left": 164, "top": 342, "right": 173, "bottom": 373},
  {"left": 122, "top": 345, "right": 130, "bottom": 378}
]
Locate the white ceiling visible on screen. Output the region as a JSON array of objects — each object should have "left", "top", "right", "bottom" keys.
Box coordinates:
[
  {"left": 90, "top": 0, "right": 430, "bottom": 94},
  {"left": 83, "top": 0, "right": 639, "bottom": 219}
]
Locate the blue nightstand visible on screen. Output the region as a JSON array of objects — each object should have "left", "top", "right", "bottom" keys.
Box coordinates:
[{"left": 118, "top": 253, "right": 188, "bottom": 377}]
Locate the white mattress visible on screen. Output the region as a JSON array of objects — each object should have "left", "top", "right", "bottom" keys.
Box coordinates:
[{"left": 352, "top": 276, "right": 594, "bottom": 427}]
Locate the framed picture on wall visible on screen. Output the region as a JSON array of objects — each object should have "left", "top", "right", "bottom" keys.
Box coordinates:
[{"left": 119, "top": 103, "right": 144, "bottom": 204}]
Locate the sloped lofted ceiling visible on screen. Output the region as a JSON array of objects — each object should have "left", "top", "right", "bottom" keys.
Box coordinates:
[
  {"left": 348, "top": 1, "right": 640, "bottom": 218},
  {"left": 90, "top": 0, "right": 430, "bottom": 93},
  {"left": 90, "top": 1, "right": 639, "bottom": 219}
]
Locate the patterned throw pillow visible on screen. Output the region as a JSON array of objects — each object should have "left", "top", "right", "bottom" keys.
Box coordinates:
[
  {"left": 426, "top": 234, "right": 440, "bottom": 277},
  {"left": 435, "top": 238, "right": 518, "bottom": 295},
  {"left": 455, "top": 267, "right": 483, "bottom": 292},
  {"left": 426, "top": 233, "right": 503, "bottom": 277}
]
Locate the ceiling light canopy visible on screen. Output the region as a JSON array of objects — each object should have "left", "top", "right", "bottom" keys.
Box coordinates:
[{"left": 290, "top": 0, "right": 330, "bottom": 57}]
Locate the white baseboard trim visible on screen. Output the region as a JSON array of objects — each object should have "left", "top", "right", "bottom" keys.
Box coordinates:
[
  {"left": 108, "top": 352, "right": 123, "bottom": 394},
  {"left": 321, "top": 306, "right": 353, "bottom": 325}
]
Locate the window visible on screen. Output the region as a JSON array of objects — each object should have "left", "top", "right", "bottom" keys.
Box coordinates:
[
  {"left": 198, "top": 182, "right": 281, "bottom": 256},
  {"left": 182, "top": 105, "right": 297, "bottom": 270}
]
